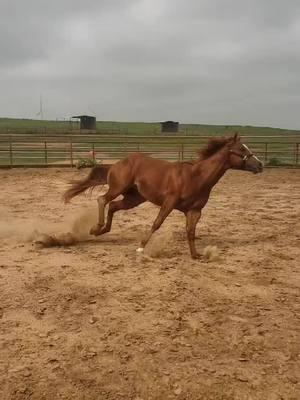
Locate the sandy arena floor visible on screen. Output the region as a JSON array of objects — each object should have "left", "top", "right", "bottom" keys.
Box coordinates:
[{"left": 0, "top": 167, "right": 299, "bottom": 400}]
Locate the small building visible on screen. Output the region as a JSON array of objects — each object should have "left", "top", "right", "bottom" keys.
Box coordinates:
[
  {"left": 161, "top": 121, "right": 179, "bottom": 133},
  {"left": 72, "top": 115, "right": 96, "bottom": 131}
]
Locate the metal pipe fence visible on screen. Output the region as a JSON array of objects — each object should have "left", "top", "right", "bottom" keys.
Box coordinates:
[{"left": 0, "top": 134, "right": 299, "bottom": 167}]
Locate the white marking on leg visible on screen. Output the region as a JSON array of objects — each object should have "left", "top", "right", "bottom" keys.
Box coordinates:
[
  {"left": 97, "top": 196, "right": 106, "bottom": 225},
  {"left": 136, "top": 247, "right": 144, "bottom": 253}
]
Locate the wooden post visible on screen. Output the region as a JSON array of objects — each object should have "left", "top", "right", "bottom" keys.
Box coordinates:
[
  {"left": 92, "top": 143, "right": 95, "bottom": 161},
  {"left": 296, "top": 143, "right": 299, "bottom": 166},
  {"left": 264, "top": 142, "right": 268, "bottom": 164},
  {"left": 181, "top": 143, "right": 184, "bottom": 161},
  {"left": 44, "top": 141, "right": 48, "bottom": 165},
  {"left": 70, "top": 138, "right": 74, "bottom": 167},
  {"left": 177, "top": 139, "right": 180, "bottom": 161},
  {"left": 9, "top": 136, "right": 13, "bottom": 167}
]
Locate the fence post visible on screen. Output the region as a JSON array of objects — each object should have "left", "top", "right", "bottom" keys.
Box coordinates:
[
  {"left": 181, "top": 143, "right": 184, "bottom": 161},
  {"left": 264, "top": 142, "right": 268, "bottom": 164},
  {"left": 9, "top": 136, "right": 13, "bottom": 167},
  {"left": 92, "top": 143, "right": 95, "bottom": 161},
  {"left": 296, "top": 143, "right": 299, "bottom": 166},
  {"left": 70, "top": 138, "right": 74, "bottom": 167},
  {"left": 44, "top": 141, "right": 48, "bottom": 165}
]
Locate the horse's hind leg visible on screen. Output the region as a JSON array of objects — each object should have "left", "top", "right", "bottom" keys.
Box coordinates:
[
  {"left": 90, "top": 189, "right": 119, "bottom": 235},
  {"left": 90, "top": 161, "right": 134, "bottom": 235},
  {"left": 93, "top": 189, "right": 145, "bottom": 236}
]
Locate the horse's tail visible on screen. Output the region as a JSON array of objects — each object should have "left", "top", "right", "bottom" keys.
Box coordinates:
[{"left": 63, "top": 164, "right": 111, "bottom": 203}]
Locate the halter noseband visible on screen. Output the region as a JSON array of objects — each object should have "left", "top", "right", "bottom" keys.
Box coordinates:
[{"left": 229, "top": 149, "right": 254, "bottom": 168}]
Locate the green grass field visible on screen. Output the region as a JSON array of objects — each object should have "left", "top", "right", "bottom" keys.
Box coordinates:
[{"left": 0, "top": 117, "right": 299, "bottom": 137}]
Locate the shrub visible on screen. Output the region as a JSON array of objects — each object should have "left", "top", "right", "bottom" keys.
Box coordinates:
[
  {"left": 267, "top": 157, "right": 283, "bottom": 166},
  {"left": 76, "top": 157, "right": 97, "bottom": 169}
]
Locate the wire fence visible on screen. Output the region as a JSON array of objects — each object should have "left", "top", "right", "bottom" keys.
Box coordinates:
[{"left": 0, "top": 134, "right": 299, "bottom": 167}]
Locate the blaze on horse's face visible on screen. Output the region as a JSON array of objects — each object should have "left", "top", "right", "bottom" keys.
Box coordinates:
[{"left": 229, "top": 134, "right": 263, "bottom": 174}]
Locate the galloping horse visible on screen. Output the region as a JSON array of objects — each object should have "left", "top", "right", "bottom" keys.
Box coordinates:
[{"left": 64, "top": 134, "right": 263, "bottom": 258}]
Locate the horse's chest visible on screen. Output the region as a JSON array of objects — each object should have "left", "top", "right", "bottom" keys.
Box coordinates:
[{"left": 178, "top": 190, "right": 210, "bottom": 211}]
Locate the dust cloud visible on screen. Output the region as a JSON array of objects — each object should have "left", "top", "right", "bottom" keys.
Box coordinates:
[{"left": 0, "top": 206, "right": 98, "bottom": 246}]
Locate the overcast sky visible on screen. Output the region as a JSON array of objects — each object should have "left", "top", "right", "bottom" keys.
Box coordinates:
[{"left": 0, "top": 0, "right": 299, "bottom": 129}]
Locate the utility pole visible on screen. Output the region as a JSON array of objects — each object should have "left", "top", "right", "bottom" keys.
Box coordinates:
[{"left": 36, "top": 93, "right": 44, "bottom": 120}]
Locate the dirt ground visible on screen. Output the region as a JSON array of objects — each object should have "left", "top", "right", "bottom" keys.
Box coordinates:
[{"left": 0, "top": 167, "right": 299, "bottom": 400}]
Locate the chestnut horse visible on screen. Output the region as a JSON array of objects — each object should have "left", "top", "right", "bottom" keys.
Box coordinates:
[{"left": 64, "top": 134, "right": 263, "bottom": 258}]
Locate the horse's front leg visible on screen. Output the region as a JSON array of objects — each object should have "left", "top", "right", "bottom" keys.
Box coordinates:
[
  {"left": 185, "top": 209, "right": 202, "bottom": 259},
  {"left": 137, "top": 196, "right": 177, "bottom": 253}
]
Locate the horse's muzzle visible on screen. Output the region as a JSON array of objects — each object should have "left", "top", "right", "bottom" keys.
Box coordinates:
[
  {"left": 251, "top": 162, "right": 263, "bottom": 174},
  {"left": 245, "top": 159, "right": 263, "bottom": 174}
]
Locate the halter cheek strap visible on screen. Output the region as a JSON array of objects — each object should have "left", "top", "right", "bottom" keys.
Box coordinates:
[{"left": 229, "top": 149, "right": 254, "bottom": 168}]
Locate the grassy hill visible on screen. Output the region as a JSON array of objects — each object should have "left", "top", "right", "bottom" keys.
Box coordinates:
[{"left": 0, "top": 117, "right": 298, "bottom": 137}]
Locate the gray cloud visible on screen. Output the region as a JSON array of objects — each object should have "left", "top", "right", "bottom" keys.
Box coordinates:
[{"left": 0, "top": 0, "right": 299, "bottom": 128}]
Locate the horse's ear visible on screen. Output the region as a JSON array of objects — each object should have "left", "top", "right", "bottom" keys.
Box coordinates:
[{"left": 233, "top": 132, "right": 240, "bottom": 142}]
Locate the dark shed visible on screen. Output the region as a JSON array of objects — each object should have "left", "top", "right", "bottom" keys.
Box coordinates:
[
  {"left": 161, "top": 121, "right": 179, "bottom": 133},
  {"left": 72, "top": 115, "right": 96, "bottom": 131}
]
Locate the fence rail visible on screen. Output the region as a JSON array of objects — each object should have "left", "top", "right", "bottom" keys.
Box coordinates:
[{"left": 0, "top": 134, "right": 299, "bottom": 167}]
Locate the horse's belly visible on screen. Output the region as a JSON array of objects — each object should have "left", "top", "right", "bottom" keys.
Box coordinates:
[{"left": 135, "top": 179, "right": 165, "bottom": 206}]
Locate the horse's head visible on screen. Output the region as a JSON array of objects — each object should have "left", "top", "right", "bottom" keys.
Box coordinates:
[{"left": 228, "top": 133, "right": 263, "bottom": 174}]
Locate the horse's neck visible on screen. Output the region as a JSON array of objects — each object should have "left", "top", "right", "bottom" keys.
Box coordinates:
[{"left": 194, "top": 147, "right": 229, "bottom": 188}]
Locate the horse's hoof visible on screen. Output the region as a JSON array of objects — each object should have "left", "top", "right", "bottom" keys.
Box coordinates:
[
  {"left": 90, "top": 224, "right": 103, "bottom": 236},
  {"left": 191, "top": 253, "right": 201, "bottom": 260}
]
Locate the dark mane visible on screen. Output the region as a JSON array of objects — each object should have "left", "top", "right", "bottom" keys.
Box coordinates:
[{"left": 197, "top": 136, "right": 231, "bottom": 160}]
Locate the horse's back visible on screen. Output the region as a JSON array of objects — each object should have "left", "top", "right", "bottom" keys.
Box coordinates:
[{"left": 111, "top": 153, "right": 193, "bottom": 178}]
